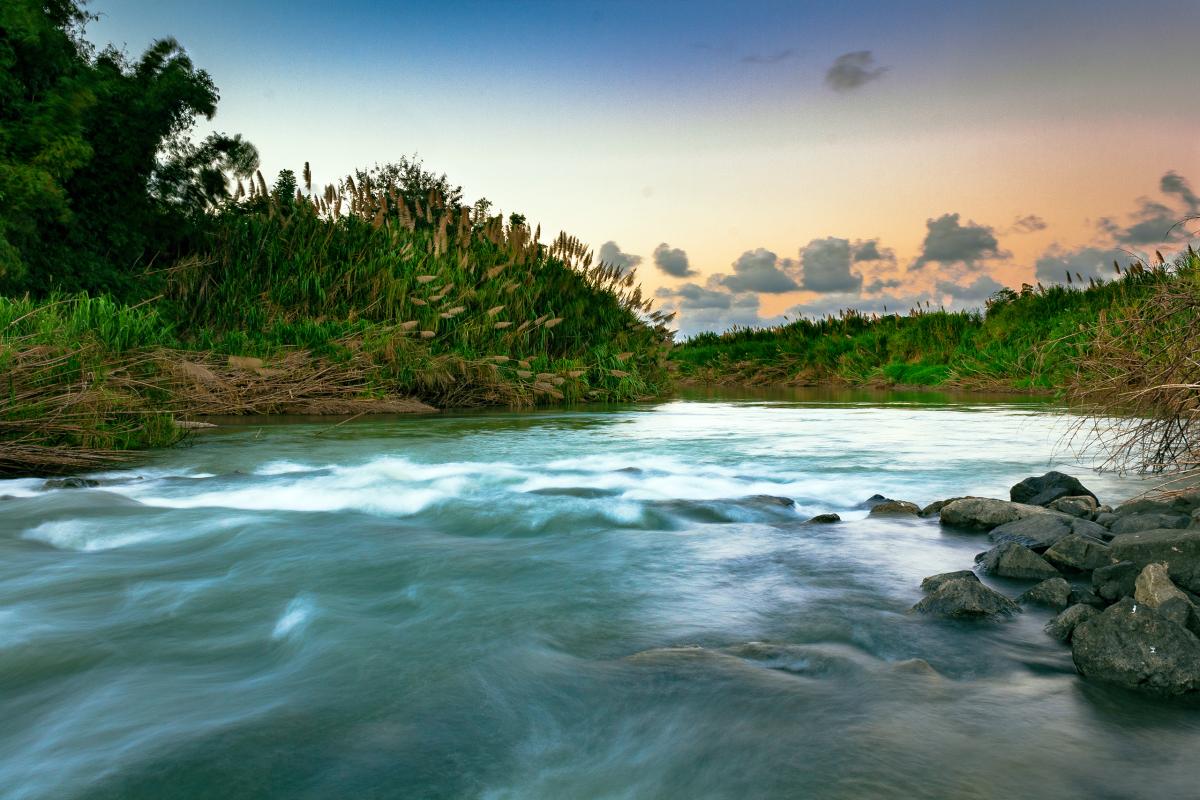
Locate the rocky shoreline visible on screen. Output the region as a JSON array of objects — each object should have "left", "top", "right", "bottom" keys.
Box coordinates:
[{"left": 846, "top": 472, "right": 1200, "bottom": 696}]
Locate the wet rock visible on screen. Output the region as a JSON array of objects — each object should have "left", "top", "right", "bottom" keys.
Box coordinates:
[
  {"left": 1093, "top": 561, "right": 1140, "bottom": 602},
  {"left": 1114, "top": 494, "right": 1200, "bottom": 519},
  {"left": 1110, "top": 511, "right": 1192, "bottom": 535},
  {"left": 1045, "top": 604, "right": 1098, "bottom": 642},
  {"left": 868, "top": 500, "right": 920, "bottom": 516},
  {"left": 911, "top": 578, "right": 1020, "bottom": 619},
  {"left": 42, "top": 477, "right": 99, "bottom": 490},
  {"left": 890, "top": 658, "right": 941, "bottom": 677},
  {"left": 805, "top": 513, "right": 841, "bottom": 524},
  {"left": 1010, "top": 471, "right": 1098, "bottom": 508},
  {"left": 1097, "top": 504, "right": 1113, "bottom": 514},
  {"left": 920, "top": 497, "right": 967, "bottom": 517},
  {"left": 1049, "top": 495, "right": 1098, "bottom": 519},
  {"left": 1071, "top": 518, "right": 1113, "bottom": 542},
  {"left": 1071, "top": 597, "right": 1200, "bottom": 696},
  {"left": 988, "top": 515, "right": 1072, "bottom": 551},
  {"left": 920, "top": 570, "right": 980, "bottom": 593},
  {"left": 1095, "top": 512, "right": 1119, "bottom": 528},
  {"left": 744, "top": 495, "right": 796, "bottom": 508},
  {"left": 1043, "top": 534, "right": 1113, "bottom": 572},
  {"left": 939, "top": 498, "right": 1060, "bottom": 532},
  {"left": 861, "top": 493, "right": 895, "bottom": 509},
  {"left": 1109, "top": 528, "right": 1200, "bottom": 593},
  {"left": 1069, "top": 586, "right": 1107, "bottom": 609},
  {"left": 1018, "top": 577, "right": 1072, "bottom": 610},
  {"left": 976, "top": 542, "right": 1061, "bottom": 580},
  {"left": 1134, "top": 563, "right": 1197, "bottom": 629}
]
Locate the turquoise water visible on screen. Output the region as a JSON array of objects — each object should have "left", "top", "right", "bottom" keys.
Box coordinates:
[{"left": 1, "top": 391, "right": 1197, "bottom": 799}]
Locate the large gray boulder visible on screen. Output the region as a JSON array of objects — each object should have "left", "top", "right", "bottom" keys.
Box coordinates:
[
  {"left": 911, "top": 578, "right": 1020, "bottom": 619},
  {"left": 1045, "top": 603, "right": 1098, "bottom": 642},
  {"left": 1071, "top": 597, "right": 1200, "bottom": 695},
  {"left": 976, "top": 542, "right": 1060, "bottom": 580},
  {"left": 1018, "top": 577, "right": 1072, "bottom": 610},
  {"left": 1010, "top": 471, "right": 1098, "bottom": 507},
  {"left": 1070, "top": 518, "right": 1114, "bottom": 542},
  {"left": 920, "top": 497, "right": 966, "bottom": 517},
  {"left": 1109, "top": 528, "right": 1200, "bottom": 593},
  {"left": 988, "top": 515, "right": 1072, "bottom": 550},
  {"left": 920, "top": 570, "right": 979, "bottom": 593},
  {"left": 1134, "top": 563, "right": 1197, "bottom": 629},
  {"left": 1093, "top": 561, "right": 1139, "bottom": 601},
  {"left": 1110, "top": 511, "right": 1192, "bottom": 535},
  {"left": 1043, "top": 534, "right": 1113, "bottom": 572},
  {"left": 940, "top": 498, "right": 1060, "bottom": 532}
]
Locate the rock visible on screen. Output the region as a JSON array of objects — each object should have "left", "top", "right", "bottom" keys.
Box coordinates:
[
  {"left": 920, "top": 570, "right": 980, "bottom": 593},
  {"left": 1071, "top": 597, "right": 1200, "bottom": 695},
  {"left": 861, "top": 494, "right": 894, "bottom": 509},
  {"left": 1093, "top": 561, "right": 1140, "bottom": 601},
  {"left": 744, "top": 495, "right": 796, "bottom": 508},
  {"left": 988, "top": 515, "right": 1072, "bottom": 551},
  {"left": 911, "top": 578, "right": 1020, "bottom": 619},
  {"left": 1109, "top": 529, "right": 1200, "bottom": 593},
  {"left": 1069, "top": 586, "right": 1107, "bottom": 609},
  {"left": 1110, "top": 511, "right": 1192, "bottom": 535},
  {"left": 1048, "top": 495, "right": 1098, "bottom": 518},
  {"left": 1194, "top": 508, "right": 1200, "bottom": 528},
  {"left": 1071, "top": 518, "right": 1113, "bottom": 542},
  {"left": 1114, "top": 494, "right": 1200, "bottom": 519},
  {"left": 1018, "top": 577, "right": 1072, "bottom": 609},
  {"left": 939, "top": 498, "right": 1061, "bottom": 532},
  {"left": 1097, "top": 504, "right": 1113, "bottom": 514},
  {"left": 42, "top": 477, "right": 99, "bottom": 490},
  {"left": 869, "top": 500, "right": 920, "bottom": 516},
  {"left": 1010, "top": 471, "right": 1098, "bottom": 507},
  {"left": 1043, "top": 534, "right": 1113, "bottom": 572},
  {"left": 1095, "top": 512, "right": 1118, "bottom": 528},
  {"left": 920, "top": 497, "right": 966, "bottom": 517},
  {"left": 1134, "top": 563, "right": 1197, "bottom": 629},
  {"left": 1045, "top": 604, "right": 1098, "bottom": 642},
  {"left": 806, "top": 513, "right": 841, "bottom": 524},
  {"left": 976, "top": 542, "right": 1060, "bottom": 580}
]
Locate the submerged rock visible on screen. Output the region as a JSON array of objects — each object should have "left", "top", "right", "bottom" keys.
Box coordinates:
[
  {"left": 940, "top": 498, "right": 1059, "bottom": 532},
  {"left": 42, "top": 477, "right": 99, "bottom": 490},
  {"left": 868, "top": 500, "right": 920, "bottom": 516},
  {"left": 1043, "top": 534, "right": 1112, "bottom": 572},
  {"left": 1109, "top": 528, "right": 1200, "bottom": 593},
  {"left": 1018, "top": 577, "right": 1072, "bottom": 610},
  {"left": 1093, "top": 561, "right": 1140, "bottom": 602},
  {"left": 744, "top": 494, "right": 796, "bottom": 508},
  {"left": 911, "top": 577, "right": 1020, "bottom": 619},
  {"left": 920, "top": 570, "right": 980, "bottom": 593},
  {"left": 1010, "top": 471, "right": 1098, "bottom": 508},
  {"left": 861, "top": 494, "right": 895, "bottom": 509},
  {"left": 1045, "top": 603, "right": 1099, "bottom": 642},
  {"left": 1134, "top": 563, "right": 1197, "bottom": 629},
  {"left": 976, "top": 542, "right": 1060, "bottom": 580},
  {"left": 1071, "top": 597, "right": 1200, "bottom": 695},
  {"left": 805, "top": 513, "right": 841, "bottom": 524}
]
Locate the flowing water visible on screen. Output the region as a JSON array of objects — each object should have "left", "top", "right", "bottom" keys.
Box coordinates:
[{"left": 1, "top": 389, "right": 1197, "bottom": 799}]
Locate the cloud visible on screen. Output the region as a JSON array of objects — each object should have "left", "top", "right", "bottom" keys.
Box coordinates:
[
  {"left": 798, "top": 237, "right": 863, "bottom": 293},
  {"left": 851, "top": 238, "right": 894, "bottom": 262},
  {"left": 598, "top": 241, "right": 642, "bottom": 274},
  {"left": 1011, "top": 214, "right": 1048, "bottom": 234},
  {"left": 1034, "top": 246, "right": 1129, "bottom": 285},
  {"left": 741, "top": 48, "right": 797, "bottom": 64},
  {"left": 719, "top": 248, "right": 801, "bottom": 293},
  {"left": 864, "top": 277, "right": 903, "bottom": 293},
  {"left": 825, "top": 51, "right": 888, "bottom": 92},
  {"left": 652, "top": 243, "right": 696, "bottom": 278},
  {"left": 912, "top": 213, "right": 1006, "bottom": 269},
  {"left": 655, "top": 282, "right": 730, "bottom": 310},
  {"left": 1161, "top": 170, "right": 1199, "bottom": 214},
  {"left": 934, "top": 274, "right": 1007, "bottom": 302}
]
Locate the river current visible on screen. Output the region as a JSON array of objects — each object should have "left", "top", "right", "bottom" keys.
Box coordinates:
[{"left": 1, "top": 389, "right": 1197, "bottom": 799}]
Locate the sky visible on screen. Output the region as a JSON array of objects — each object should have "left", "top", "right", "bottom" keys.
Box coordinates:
[{"left": 90, "top": 0, "right": 1200, "bottom": 334}]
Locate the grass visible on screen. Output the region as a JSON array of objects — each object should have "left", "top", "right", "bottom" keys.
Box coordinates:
[{"left": 671, "top": 252, "right": 1194, "bottom": 393}]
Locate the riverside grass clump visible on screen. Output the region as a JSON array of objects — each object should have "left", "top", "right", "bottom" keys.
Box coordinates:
[
  {"left": 0, "top": 165, "right": 675, "bottom": 475},
  {"left": 671, "top": 250, "right": 1192, "bottom": 392}
]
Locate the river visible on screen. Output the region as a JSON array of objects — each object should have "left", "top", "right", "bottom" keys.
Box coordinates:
[{"left": 1, "top": 389, "right": 1197, "bottom": 799}]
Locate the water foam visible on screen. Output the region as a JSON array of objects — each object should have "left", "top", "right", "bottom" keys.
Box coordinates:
[
  {"left": 22, "top": 520, "right": 163, "bottom": 552},
  {"left": 272, "top": 596, "right": 314, "bottom": 639}
]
